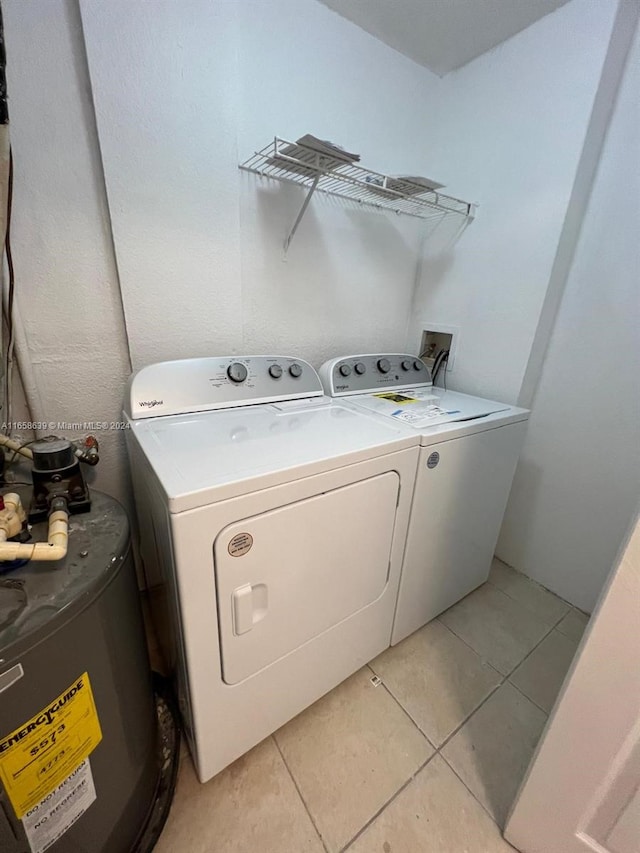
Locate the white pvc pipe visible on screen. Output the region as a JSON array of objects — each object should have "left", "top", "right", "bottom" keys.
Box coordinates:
[
  {"left": 0, "top": 434, "right": 33, "bottom": 459},
  {"left": 0, "top": 493, "right": 68, "bottom": 562}
]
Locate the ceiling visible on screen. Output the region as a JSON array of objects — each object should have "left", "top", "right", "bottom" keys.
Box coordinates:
[{"left": 317, "top": 0, "right": 572, "bottom": 75}]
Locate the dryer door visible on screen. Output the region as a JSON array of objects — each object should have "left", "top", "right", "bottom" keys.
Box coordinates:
[{"left": 214, "top": 471, "right": 399, "bottom": 685}]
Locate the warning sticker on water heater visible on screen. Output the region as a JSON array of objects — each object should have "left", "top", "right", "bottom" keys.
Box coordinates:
[
  {"left": 21, "top": 759, "right": 96, "bottom": 853},
  {"left": 0, "top": 672, "right": 102, "bottom": 819}
]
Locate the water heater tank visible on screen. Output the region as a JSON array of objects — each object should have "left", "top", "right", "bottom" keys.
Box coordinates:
[{"left": 0, "top": 490, "right": 160, "bottom": 853}]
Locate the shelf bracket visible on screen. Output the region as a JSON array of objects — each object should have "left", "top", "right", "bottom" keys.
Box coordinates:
[{"left": 283, "top": 174, "right": 321, "bottom": 254}]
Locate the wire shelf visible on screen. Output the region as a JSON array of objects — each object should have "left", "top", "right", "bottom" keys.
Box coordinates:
[{"left": 239, "top": 137, "right": 475, "bottom": 230}]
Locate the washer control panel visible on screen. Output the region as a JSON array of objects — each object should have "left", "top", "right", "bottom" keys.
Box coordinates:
[
  {"left": 126, "top": 356, "right": 323, "bottom": 419},
  {"left": 318, "top": 354, "right": 432, "bottom": 396}
]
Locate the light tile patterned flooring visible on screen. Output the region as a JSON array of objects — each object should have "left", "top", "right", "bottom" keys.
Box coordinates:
[{"left": 153, "top": 560, "right": 589, "bottom": 852}]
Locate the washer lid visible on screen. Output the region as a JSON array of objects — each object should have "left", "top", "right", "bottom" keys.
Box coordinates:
[
  {"left": 343, "top": 387, "right": 528, "bottom": 434},
  {"left": 127, "top": 399, "right": 418, "bottom": 512}
]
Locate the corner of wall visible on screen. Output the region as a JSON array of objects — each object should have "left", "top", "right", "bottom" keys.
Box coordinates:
[{"left": 516, "top": 0, "right": 640, "bottom": 410}]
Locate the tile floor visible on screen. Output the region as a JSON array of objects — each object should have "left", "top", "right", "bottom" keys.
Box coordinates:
[{"left": 151, "top": 559, "right": 589, "bottom": 852}]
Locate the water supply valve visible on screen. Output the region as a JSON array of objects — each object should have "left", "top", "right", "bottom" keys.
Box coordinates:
[{"left": 29, "top": 437, "right": 91, "bottom": 522}]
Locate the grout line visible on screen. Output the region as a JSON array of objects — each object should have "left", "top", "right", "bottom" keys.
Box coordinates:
[
  {"left": 271, "top": 736, "right": 330, "bottom": 853},
  {"left": 375, "top": 608, "right": 563, "bottom": 757},
  {"left": 371, "top": 655, "right": 501, "bottom": 755},
  {"left": 365, "top": 664, "right": 437, "bottom": 752},
  {"left": 340, "top": 752, "right": 438, "bottom": 852},
  {"left": 360, "top": 616, "right": 559, "bottom": 842},
  {"left": 436, "top": 680, "right": 504, "bottom": 752},
  {"left": 438, "top": 748, "right": 508, "bottom": 829},
  {"left": 342, "top": 652, "right": 522, "bottom": 851},
  {"left": 435, "top": 617, "right": 504, "bottom": 676},
  {"left": 555, "top": 609, "right": 590, "bottom": 641},
  {"left": 436, "top": 609, "right": 569, "bottom": 751},
  {"left": 486, "top": 564, "right": 574, "bottom": 619},
  {"left": 433, "top": 609, "right": 574, "bottom": 832},
  {"left": 504, "top": 609, "right": 579, "bottom": 713},
  {"left": 504, "top": 609, "right": 573, "bottom": 680},
  {"left": 277, "top": 599, "right": 572, "bottom": 853},
  {"left": 506, "top": 680, "right": 551, "bottom": 717},
  {"left": 434, "top": 615, "right": 514, "bottom": 675},
  {"left": 482, "top": 580, "right": 570, "bottom": 630},
  {"left": 489, "top": 557, "right": 572, "bottom": 603},
  {"left": 438, "top": 584, "right": 569, "bottom": 684},
  {"left": 375, "top": 678, "right": 437, "bottom": 745}
]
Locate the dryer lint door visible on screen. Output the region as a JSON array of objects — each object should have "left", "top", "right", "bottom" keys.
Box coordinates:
[{"left": 214, "top": 471, "right": 399, "bottom": 685}]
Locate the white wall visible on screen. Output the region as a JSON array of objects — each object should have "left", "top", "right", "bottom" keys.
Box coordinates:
[
  {"left": 408, "top": 0, "right": 617, "bottom": 404},
  {"left": 235, "top": 0, "right": 434, "bottom": 363},
  {"left": 498, "top": 20, "right": 640, "bottom": 613},
  {"left": 79, "top": 0, "right": 243, "bottom": 369},
  {"left": 80, "top": 0, "right": 439, "bottom": 371},
  {"left": 2, "top": 0, "right": 132, "bottom": 504}
]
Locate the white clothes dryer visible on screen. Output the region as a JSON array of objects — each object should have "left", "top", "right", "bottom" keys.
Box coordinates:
[
  {"left": 124, "top": 356, "right": 418, "bottom": 781},
  {"left": 319, "top": 354, "right": 529, "bottom": 645}
]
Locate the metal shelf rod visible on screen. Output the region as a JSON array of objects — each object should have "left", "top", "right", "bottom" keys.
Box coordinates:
[
  {"left": 239, "top": 137, "right": 476, "bottom": 252},
  {"left": 284, "top": 174, "right": 320, "bottom": 254}
]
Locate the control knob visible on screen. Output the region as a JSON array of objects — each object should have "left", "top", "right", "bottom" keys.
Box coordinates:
[
  {"left": 227, "top": 362, "right": 248, "bottom": 383},
  {"left": 354, "top": 362, "right": 366, "bottom": 375},
  {"left": 289, "top": 363, "right": 303, "bottom": 378},
  {"left": 401, "top": 359, "right": 412, "bottom": 371},
  {"left": 413, "top": 359, "right": 423, "bottom": 371},
  {"left": 377, "top": 358, "right": 391, "bottom": 374},
  {"left": 269, "top": 364, "right": 283, "bottom": 379},
  {"left": 339, "top": 364, "right": 352, "bottom": 377}
]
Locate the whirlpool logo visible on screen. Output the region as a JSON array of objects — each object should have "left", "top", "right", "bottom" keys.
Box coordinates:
[{"left": 138, "top": 399, "right": 164, "bottom": 409}]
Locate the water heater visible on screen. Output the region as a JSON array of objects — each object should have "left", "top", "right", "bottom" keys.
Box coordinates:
[{"left": 0, "top": 490, "right": 167, "bottom": 853}]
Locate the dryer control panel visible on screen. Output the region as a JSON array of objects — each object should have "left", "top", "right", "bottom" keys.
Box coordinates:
[
  {"left": 125, "top": 356, "right": 323, "bottom": 419},
  {"left": 318, "top": 354, "right": 432, "bottom": 397}
]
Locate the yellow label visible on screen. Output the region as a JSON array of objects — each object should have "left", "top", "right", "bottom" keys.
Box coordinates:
[
  {"left": 0, "top": 672, "right": 102, "bottom": 818},
  {"left": 374, "top": 392, "right": 419, "bottom": 404}
]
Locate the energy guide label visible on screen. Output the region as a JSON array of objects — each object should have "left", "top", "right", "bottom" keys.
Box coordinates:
[{"left": 0, "top": 671, "right": 102, "bottom": 820}]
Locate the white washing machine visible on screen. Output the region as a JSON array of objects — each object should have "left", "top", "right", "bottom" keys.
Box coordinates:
[
  {"left": 124, "top": 355, "right": 419, "bottom": 782},
  {"left": 319, "top": 353, "right": 529, "bottom": 645}
]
